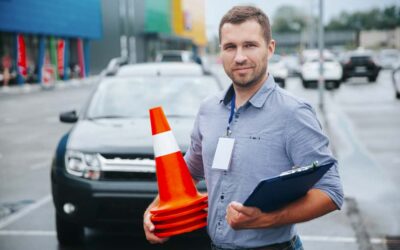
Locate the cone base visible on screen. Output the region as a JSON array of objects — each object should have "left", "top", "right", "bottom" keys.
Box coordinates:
[
  {"left": 154, "top": 210, "right": 207, "bottom": 230},
  {"left": 150, "top": 194, "right": 207, "bottom": 215},
  {"left": 154, "top": 218, "right": 207, "bottom": 238},
  {"left": 151, "top": 201, "right": 207, "bottom": 222}
]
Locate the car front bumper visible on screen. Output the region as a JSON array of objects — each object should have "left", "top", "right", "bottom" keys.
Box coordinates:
[{"left": 51, "top": 168, "right": 207, "bottom": 228}]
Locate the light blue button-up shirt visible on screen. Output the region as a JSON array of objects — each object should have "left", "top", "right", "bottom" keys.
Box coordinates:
[{"left": 184, "top": 76, "right": 343, "bottom": 249}]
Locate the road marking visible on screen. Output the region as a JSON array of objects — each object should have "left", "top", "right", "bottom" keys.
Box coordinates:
[
  {"left": 0, "top": 195, "right": 51, "bottom": 229},
  {"left": 0, "top": 230, "right": 387, "bottom": 244}
]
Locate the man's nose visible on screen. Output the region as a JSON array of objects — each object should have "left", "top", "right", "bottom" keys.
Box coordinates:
[{"left": 234, "top": 48, "right": 247, "bottom": 64}]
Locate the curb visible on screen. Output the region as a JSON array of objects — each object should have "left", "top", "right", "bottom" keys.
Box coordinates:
[{"left": 0, "top": 76, "right": 99, "bottom": 97}]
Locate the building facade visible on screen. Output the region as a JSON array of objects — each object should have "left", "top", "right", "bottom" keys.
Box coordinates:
[
  {"left": 0, "top": 0, "right": 208, "bottom": 82},
  {"left": 90, "top": 0, "right": 207, "bottom": 74},
  {"left": 0, "top": 0, "right": 102, "bottom": 85}
]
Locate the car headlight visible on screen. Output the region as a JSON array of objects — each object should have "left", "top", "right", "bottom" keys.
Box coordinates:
[{"left": 65, "top": 150, "right": 101, "bottom": 180}]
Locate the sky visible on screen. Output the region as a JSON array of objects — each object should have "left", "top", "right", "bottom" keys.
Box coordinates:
[{"left": 204, "top": 0, "right": 400, "bottom": 38}]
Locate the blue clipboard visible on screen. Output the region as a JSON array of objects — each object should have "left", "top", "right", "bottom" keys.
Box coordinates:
[{"left": 243, "top": 161, "right": 334, "bottom": 212}]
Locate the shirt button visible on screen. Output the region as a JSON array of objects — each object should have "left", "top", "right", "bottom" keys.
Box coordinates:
[{"left": 220, "top": 195, "right": 224, "bottom": 200}]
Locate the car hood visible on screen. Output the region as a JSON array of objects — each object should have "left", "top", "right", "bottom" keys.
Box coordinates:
[{"left": 67, "top": 117, "right": 195, "bottom": 155}]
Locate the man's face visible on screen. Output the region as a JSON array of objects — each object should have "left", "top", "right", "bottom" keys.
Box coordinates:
[{"left": 220, "top": 20, "right": 275, "bottom": 89}]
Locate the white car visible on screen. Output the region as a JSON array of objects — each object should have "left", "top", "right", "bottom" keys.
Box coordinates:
[
  {"left": 393, "top": 66, "right": 400, "bottom": 99},
  {"left": 378, "top": 49, "right": 400, "bottom": 70},
  {"left": 155, "top": 50, "right": 204, "bottom": 64},
  {"left": 300, "top": 49, "right": 343, "bottom": 89},
  {"left": 269, "top": 55, "right": 288, "bottom": 88}
]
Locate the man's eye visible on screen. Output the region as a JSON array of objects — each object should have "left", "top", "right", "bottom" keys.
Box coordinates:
[
  {"left": 244, "top": 44, "right": 255, "bottom": 48},
  {"left": 224, "top": 46, "right": 235, "bottom": 50}
]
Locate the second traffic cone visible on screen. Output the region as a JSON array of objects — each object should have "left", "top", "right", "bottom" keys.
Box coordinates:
[
  {"left": 151, "top": 201, "right": 208, "bottom": 222},
  {"left": 149, "top": 107, "right": 207, "bottom": 214}
]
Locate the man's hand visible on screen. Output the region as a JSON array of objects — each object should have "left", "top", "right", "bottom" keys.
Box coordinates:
[
  {"left": 225, "top": 190, "right": 338, "bottom": 230},
  {"left": 143, "top": 210, "right": 169, "bottom": 244},
  {"left": 226, "top": 201, "right": 262, "bottom": 229},
  {"left": 226, "top": 201, "right": 277, "bottom": 230}
]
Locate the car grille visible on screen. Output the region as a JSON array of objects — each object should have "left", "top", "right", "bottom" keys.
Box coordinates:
[
  {"left": 102, "top": 171, "right": 156, "bottom": 181},
  {"left": 99, "top": 154, "right": 156, "bottom": 181}
]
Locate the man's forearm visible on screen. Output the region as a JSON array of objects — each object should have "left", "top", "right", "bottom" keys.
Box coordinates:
[{"left": 260, "top": 189, "right": 337, "bottom": 228}]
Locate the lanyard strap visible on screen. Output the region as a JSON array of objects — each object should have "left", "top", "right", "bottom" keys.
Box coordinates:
[{"left": 227, "top": 93, "right": 235, "bottom": 136}]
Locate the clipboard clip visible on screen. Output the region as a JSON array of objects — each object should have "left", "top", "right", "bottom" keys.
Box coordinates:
[
  {"left": 280, "top": 161, "right": 319, "bottom": 176},
  {"left": 292, "top": 161, "right": 319, "bottom": 170}
]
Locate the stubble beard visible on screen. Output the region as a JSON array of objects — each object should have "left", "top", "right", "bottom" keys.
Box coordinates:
[{"left": 229, "top": 64, "right": 268, "bottom": 90}]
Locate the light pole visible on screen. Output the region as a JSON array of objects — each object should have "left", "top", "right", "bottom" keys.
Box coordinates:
[{"left": 318, "top": 0, "right": 325, "bottom": 112}]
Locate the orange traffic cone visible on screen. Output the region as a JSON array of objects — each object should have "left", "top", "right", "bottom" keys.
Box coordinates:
[
  {"left": 151, "top": 201, "right": 208, "bottom": 222},
  {"left": 149, "top": 106, "right": 207, "bottom": 213},
  {"left": 149, "top": 106, "right": 208, "bottom": 237}
]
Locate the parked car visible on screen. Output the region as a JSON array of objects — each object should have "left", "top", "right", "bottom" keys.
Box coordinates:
[
  {"left": 155, "top": 50, "right": 202, "bottom": 65},
  {"left": 269, "top": 54, "right": 288, "bottom": 88},
  {"left": 341, "top": 50, "right": 381, "bottom": 82},
  {"left": 51, "top": 62, "right": 221, "bottom": 245},
  {"left": 282, "top": 54, "right": 301, "bottom": 77},
  {"left": 100, "top": 56, "right": 129, "bottom": 77},
  {"left": 393, "top": 66, "right": 400, "bottom": 99},
  {"left": 300, "top": 49, "right": 343, "bottom": 89},
  {"left": 378, "top": 49, "right": 400, "bottom": 70}
]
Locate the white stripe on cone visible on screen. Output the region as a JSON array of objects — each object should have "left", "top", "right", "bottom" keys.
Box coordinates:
[{"left": 153, "top": 131, "right": 180, "bottom": 157}]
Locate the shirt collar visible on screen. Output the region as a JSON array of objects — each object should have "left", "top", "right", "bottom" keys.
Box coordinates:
[{"left": 220, "top": 75, "right": 277, "bottom": 108}]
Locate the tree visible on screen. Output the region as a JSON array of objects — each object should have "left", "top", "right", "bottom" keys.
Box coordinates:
[
  {"left": 272, "top": 5, "right": 307, "bottom": 33},
  {"left": 326, "top": 5, "right": 400, "bottom": 31}
]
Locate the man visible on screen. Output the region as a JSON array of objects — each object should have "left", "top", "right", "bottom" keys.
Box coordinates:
[
  {"left": 2, "top": 54, "right": 12, "bottom": 87},
  {"left": 144, "top": 6, "right": 343, "bottom": 250}
]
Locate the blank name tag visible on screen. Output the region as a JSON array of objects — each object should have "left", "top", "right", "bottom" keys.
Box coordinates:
[{"left": 211, "top": 137, "right": 235, "bottom": 170}]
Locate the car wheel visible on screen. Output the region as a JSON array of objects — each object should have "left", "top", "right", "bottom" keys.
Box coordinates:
[
  {"left": 334, "top": 81, "right": 341, "bottom": 89},
  {"left": 280, "top": 80, "right": 286, "bottom": 89},
  {"left": 396, "top": 92, "right": 400, "bottom": 100},
  {"left": 302, "top": 80, "right": 309, "bottom": 88},
  {"left": 56, "top": 214, "right": 84, "bottom": 245},
  {"left": 368, "top": 76, "right": 377, "bottom": 82}
]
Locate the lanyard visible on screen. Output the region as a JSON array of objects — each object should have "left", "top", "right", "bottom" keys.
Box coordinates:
[{"left": 226, "top": 93, "right": 235, "bottom": 136}]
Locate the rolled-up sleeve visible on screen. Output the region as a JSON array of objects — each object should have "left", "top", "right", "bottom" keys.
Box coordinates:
[
  {"left": 184, "top": 111, "right": 205, "bottom": 181},
  {"left": 285, "top": 103, "right": 344, "bottom": 209}
]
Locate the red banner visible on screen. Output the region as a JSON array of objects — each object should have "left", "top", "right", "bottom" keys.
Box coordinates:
[
  {"left": 17, "top": 34, "right": 27, "bottom": 78},
  {"left": 57, "top": 39, "right": 65, "bottom": 76}
]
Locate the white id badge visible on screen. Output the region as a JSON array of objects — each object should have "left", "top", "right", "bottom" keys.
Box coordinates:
[{"left": 211, "top": 137, "right": 235, "bottom": 170}]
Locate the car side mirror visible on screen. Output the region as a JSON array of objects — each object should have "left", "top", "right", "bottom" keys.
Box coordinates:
[{"left": 60, "top": 110, "right": 78, "bottom": 123}]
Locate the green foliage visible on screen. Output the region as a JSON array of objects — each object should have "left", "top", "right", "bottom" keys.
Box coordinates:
[
  {"left": 326, "top": 5, "right": 400, "bottom": 31},
  {"left": 272, "top": 5, "right": 307, "bottom": 33}
]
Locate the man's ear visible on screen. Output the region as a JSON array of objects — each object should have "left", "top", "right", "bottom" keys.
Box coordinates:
[{"left": 267, "top": 39, "right": 276, "bottom": 60}]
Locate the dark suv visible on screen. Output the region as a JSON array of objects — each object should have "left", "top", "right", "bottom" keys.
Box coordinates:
[
  {"left": 51, "top": 63, "right": 220, "bottom": 245},
  {"left": 342, "top": 52, "right": 381, "bottom": 82}
]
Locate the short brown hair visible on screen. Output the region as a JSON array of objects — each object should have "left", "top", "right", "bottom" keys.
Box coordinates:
[{"left": 219, "top": 6, "right": 271, "bottom": 44}]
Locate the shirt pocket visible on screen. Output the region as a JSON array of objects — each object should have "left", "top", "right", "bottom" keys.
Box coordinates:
[{"left": 232, "top": 131, "right": 287, "bottom": 178}]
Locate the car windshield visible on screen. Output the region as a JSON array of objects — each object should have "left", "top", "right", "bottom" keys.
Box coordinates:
[
  {"left": 161, "top": 54, "right": 183, "bottom": 62},
  {"left": 350, "top": 56, "right": 371, "bottom": 62},
  {"left": 86, "top": 76, "right": 220, "bottom": 119}
]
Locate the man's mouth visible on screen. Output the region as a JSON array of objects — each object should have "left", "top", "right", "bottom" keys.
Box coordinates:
[{"left": 232, "top": 67, "right": 253, "bottom": 72}]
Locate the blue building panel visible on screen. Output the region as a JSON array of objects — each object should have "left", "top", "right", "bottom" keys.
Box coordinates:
[{"left": 0, "top": 0, "right": 102, "bottom": 39}]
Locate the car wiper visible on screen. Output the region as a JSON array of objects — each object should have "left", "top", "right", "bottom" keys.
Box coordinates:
[{"left": 87, "top": 115, "right": 131, "bottom": 120}]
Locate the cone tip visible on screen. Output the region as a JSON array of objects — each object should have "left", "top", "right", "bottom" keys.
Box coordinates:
[{"left": 149, "top": 106, "right": 171, "bottom": 135}]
